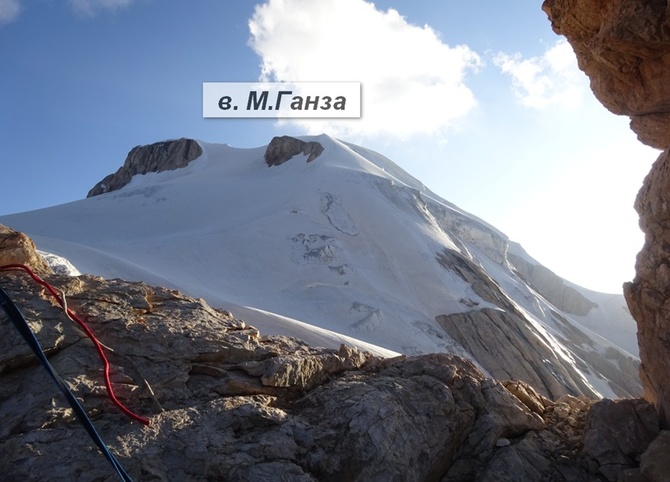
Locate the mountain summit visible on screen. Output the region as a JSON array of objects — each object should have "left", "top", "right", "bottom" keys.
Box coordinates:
[{"left": 0, "top": 134, "right": 641, "bottom": 400}]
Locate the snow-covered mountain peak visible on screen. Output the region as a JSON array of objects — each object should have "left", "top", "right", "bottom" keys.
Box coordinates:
[
  {"left": 0, "top": 134, "right": 642, "bottom": 401},
  {"left": 107, "top": 134, "right": 395, "bottom": 195}
]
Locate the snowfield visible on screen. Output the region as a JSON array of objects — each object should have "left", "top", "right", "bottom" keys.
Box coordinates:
[{"left": 1, "top": 134, "right": 641, "bottom": 399}]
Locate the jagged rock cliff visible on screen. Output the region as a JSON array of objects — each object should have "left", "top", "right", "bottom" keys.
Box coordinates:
[
  {"left": 1, "top": 225, "right": 663, "bottom": 481},
  {"left": 543, "top": 0, "right": 670, "bottom": 432},
  {"left": 625, "top": 150, "right": 670, "bottom": 426},
  {"left": 87, "top": 138, "right": 203, "bottom": 197},
  {"left": 434, "top": 248, "right": 600, "bottom": 399}
]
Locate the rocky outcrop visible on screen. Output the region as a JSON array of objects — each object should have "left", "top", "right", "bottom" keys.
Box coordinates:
[
  {"left": 264, "top": 135, "right": 324, "bottom": 166},
  {"left": 625, "top": 150, "right": 670, "bottom": 426},
  {"left": 436, "top": 248, "right": 641, "bottom": 400},
  {"left": 542, "top": 0, "right": 670, "bottom": 148},
  {"left": 87, "top": 138, "right": 202, "bottom": 197},
  {"left": 0, "top": 254, "right": 640, "bottom": 481},
  {"left": 437, "top": 308, "right": 597, "bottom": 399},
  {"left": 542, "top": 0, "right": 670, "bottom": 431},
  {"left": 0, "top": 224, "right": 51, "bottom": 274}
]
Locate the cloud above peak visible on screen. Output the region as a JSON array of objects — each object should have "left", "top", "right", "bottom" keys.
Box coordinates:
[
  {"left": 0, "top": 0, "right": 20, "bottom": 25},
  {"left": 494, "top": 39, "right": 588, "bottom": 109},
  {"left": 0, "top": 0, "right": 133, "bottom": 25},
  {"left": 248, "top": 0, "right": 481, "bottom": 140},
  {"left": 68, "top": 0, "right": 133, "bottom": 16}
]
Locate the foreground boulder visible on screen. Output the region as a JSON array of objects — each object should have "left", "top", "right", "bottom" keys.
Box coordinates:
[
  {"left": 0, "top": 224, "right": 51, "bottom": 274},
  {"left": 582, "top": 398, "right": 659, "bottom": 481}
]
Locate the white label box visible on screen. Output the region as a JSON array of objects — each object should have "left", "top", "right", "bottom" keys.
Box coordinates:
[{"left": 203, "top": 82, "right": 361, "bottom": 118}]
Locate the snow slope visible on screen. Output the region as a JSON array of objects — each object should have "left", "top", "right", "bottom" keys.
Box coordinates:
[{"left": 0, "top": 134, "right": 640, "bottom": 399}]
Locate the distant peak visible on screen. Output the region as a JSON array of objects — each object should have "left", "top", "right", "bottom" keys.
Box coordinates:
[
  {"left": 264, "top": 135, "right": 324, "bottom": 167},
  {"left": 87, "top": 138, "right": 202, "bottom": 197}
]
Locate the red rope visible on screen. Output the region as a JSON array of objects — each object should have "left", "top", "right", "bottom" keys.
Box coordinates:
[{"left": 0, "top": 264, "right": 150, "bottom": 425}]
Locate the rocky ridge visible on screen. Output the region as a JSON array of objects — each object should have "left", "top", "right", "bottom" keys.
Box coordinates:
[
  {"left": 542, "top": 0, "right": 670, "bottom": 430},
  {"left": 86, "top": 135, "right": 326, "bottom": 197},
  {"left": 87, "top": 138, "right": 203, "bottom": 197},
  {"left": 1, "top": 225, "right": 665, "bottom": 481},
  {"left": 264, "top": 135, "right": 324, "bottom": 166}
]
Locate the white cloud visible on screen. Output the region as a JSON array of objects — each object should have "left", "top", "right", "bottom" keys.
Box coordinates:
[
  {"left": 0, "top": 0, "right": 134, "bottom": 23},
  {"left": 0, "top": 0, "right": 20, "bottom": 25},
  {"left": 494, "top": 38, "right": 587, "bottom": 109},
  {"left": 248, "top": 0, "right": 481, "bottom": 140},
  {"left": 68, "top": 0, "right": 133, "bottom": 16}
]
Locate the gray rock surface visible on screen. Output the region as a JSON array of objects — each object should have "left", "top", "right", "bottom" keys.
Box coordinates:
[
  {"left": 640, "top": 430, "right": 670, "bottom": 482},
  {"left": 436, "top": 300, "right": 640, "bottom": 401},
  {"left": 624, "top": 149, "right": 670, "bottom": 428},
  {"left": 0, "top": 267, "right": 608, "bottom": 482},
  {"left": 436, "top": 308, "right": 597, "bottom": 399},
  {"left": 582, "top": 399, "right": 659, "bottom": 481},
  {"left": 264, "top": 135, "right": 324, "bottom": 166},
  {"left": 435, "top": 245, "right": 641, "bottom": 400},
  {"left": 87, "top": 138, "right": 202, "bottom": 197}
]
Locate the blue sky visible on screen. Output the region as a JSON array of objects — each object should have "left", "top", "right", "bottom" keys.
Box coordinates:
[{"left": 0, "top": 0, "right": 660, "bottom": 293}]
